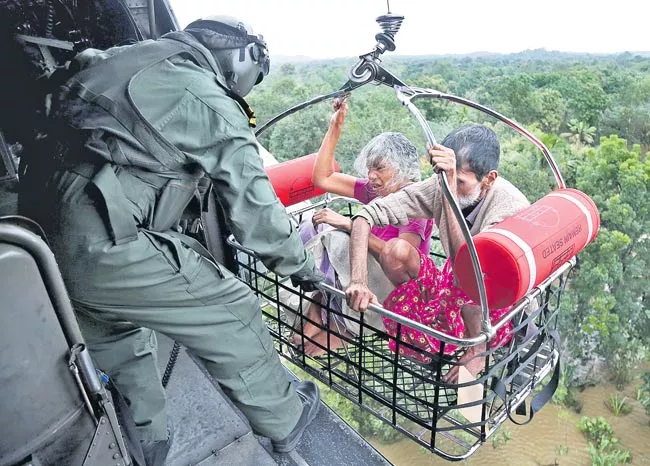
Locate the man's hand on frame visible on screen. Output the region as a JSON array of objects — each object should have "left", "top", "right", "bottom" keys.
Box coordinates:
[{"left": 345, "top": 282, "right": 378, "bottom": 312}]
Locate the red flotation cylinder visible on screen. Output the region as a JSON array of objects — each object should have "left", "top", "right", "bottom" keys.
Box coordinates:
[
  {"left": 265, "top": 153, "right": 340, "bottom": 207},
  {"left": 455, "top": 188, "right": 600, "bottom": 309}
]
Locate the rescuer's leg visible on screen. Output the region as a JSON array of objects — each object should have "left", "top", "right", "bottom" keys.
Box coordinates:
[
  {"left": 42, "top": 172, "right": 316, "bottom": 448},
  {"left": 67, "top": 223, "right": 319, "bottom": 449},
  {"left": 177, "top": 266, "right": 307, "bottom": 440},
  {"left": 79, "top": 237, "right": 315, "bottom": 443},
  {"left": 75, "top": 311, "right": 168, "bottom": 444}
]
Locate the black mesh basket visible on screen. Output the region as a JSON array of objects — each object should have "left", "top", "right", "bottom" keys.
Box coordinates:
[{"left": 227, "top": 197, "right": 572, "bottom": 461}]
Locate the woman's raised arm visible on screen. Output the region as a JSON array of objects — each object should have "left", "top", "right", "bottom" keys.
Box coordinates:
[{"left": 312, "top": 98, "right": 358, "bottom": 197}]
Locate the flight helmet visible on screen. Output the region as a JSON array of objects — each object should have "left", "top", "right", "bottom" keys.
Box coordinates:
[{"left": 185, "top": 15, "right": 269, "bottom": 97}]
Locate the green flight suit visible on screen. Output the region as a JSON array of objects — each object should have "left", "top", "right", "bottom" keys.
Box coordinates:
[{"left": 31, "top": 32, "right": 315, "bottom": 443}]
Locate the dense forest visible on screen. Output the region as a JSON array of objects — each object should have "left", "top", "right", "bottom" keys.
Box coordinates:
[{"left": 247, "top": 50, "right": 650, "bottom": 450}]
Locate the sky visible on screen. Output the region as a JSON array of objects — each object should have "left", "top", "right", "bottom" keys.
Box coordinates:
[{"left": 170, "top": 0, "right": 650, "bottom": 59}]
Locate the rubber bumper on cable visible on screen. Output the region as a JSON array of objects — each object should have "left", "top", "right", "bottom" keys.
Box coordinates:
[
  {"left": 455, "top": 188, "right": 600, "bottom": 309},
  {"left": 265, "top": 153, "right": 341, "bottom": 207}
]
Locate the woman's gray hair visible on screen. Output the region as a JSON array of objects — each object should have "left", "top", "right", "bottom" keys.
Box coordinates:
[{"left": 353, "top": 132, "right": 421, "bottom": 185}]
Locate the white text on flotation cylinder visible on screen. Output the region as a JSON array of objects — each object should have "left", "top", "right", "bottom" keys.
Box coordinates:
[
  {"left": 265, "top": 153, "right": 340, "bottom": 207},
  {"left": 454, "top": 188, "right": 600, "bottom": 309}
]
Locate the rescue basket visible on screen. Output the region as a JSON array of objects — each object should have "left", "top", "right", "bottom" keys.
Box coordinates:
[
  {"left": 227, "top": 196, "right": 573, "bottom": 461},
  {"left": 229, "top": 12, "right": 589, "bottom": 459}
]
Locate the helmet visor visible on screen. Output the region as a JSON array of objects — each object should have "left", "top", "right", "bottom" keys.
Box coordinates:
[
  {"left": 250, "top": 39, "right": 270, "bottom": 84},
  {"left": 251, "top": 39, "right": 270, "bottom": 70}
]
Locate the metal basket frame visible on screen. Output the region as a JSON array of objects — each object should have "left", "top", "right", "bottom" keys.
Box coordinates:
[
  {"left": 237, "top": 29, "right": 574, "bottom": 460},
  {"left": 227, "top": 197, "right": 573, "bottom": 460}
]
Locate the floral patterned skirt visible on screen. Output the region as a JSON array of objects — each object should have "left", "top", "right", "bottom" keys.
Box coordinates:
[{"left": 382, "top": 252, "right": 513, "bottom": 363}]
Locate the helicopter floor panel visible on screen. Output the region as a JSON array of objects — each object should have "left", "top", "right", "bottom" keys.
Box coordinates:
[
  {"left": 269, "top": 403, "right": 392, "bottom": 466},
  {"left": 157, "top": 334, "right": 274, "bottom": 466},
  {"left": 194, "top": 431, "right": 277, "bottom": 466},
  {"left": 156, "top": 334, "right": 391, "bottom": 466}
]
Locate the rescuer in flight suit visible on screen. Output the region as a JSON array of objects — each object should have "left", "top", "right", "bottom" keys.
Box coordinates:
[{"left": 23, "top": 15, "right": 323, "bottom": 463}]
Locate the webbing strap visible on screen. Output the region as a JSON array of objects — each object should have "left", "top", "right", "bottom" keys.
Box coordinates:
[
  {"left": 492, "top": 329, "right": 561, "bottom": 426},
  {"left": 90, "top": 165, "right": 139, "bottom": 245}
]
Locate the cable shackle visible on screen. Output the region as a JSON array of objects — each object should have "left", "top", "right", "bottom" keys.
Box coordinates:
[{"left": 255, "top": 9, "right": 407, "bottom": 137}]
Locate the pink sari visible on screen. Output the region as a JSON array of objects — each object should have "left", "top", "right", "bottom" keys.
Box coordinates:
[{"left": 383, "top": 252, "right": 513, "bottom": 364}]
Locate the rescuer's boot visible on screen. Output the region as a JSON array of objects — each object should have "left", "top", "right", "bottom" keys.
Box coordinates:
[{"left": 272, "top": 380, "right": 320, "bottom": 453}]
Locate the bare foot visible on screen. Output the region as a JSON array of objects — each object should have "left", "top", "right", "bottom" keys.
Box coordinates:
[
  {"left": 303, "top": 322, "right": 352, "bottom": 357},
  {"left": 291, "top": 299, "right": 324, "bottom": 345},
  {"left": 443, "top": 346, "right": 486, "bottom": 384}
]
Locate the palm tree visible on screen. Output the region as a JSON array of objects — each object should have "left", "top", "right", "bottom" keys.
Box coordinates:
[{"left": 561, "top": 119, "right": 597, "bottom": 145}]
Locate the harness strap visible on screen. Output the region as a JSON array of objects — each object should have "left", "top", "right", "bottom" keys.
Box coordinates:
[
  {"left": 72, "top": 164, "right": 139, "bottom": 245},
  {"left": 492, "top": 328, "right": 561, "bottom": 426}
]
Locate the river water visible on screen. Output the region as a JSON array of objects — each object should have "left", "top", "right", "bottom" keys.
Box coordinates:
[{"left": 370, "top": 382, "right": 650, "bottom": 465}]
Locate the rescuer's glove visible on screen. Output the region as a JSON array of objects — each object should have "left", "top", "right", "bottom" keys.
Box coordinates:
[{"left": 290, "top": 268, "right": 326, "bottom": 292}]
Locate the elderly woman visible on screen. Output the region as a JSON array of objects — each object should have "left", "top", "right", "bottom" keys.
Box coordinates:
[{"left": 296, "top": 98, "right": 433, "bottom": 356}]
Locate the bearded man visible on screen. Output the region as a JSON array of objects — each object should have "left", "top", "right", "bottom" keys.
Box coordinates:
[{"left": 345, "top": 124, "right": 530, "bottom": 380}]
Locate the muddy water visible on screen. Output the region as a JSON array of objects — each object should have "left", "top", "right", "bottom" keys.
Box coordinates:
[{"left": 370, "top": 383, "right": 650, "bottom": 465}]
